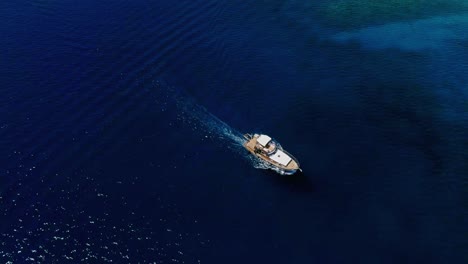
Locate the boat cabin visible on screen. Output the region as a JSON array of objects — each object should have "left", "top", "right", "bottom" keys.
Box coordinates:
[
  {"left": 254, "top": 134, "right": 292, "bottom": 166},
  {"left": 243, "top": 133, "right": 301, "bottom": 174},
  {"left": 256, "top": 135, "right": 276, "bottom": 154}
]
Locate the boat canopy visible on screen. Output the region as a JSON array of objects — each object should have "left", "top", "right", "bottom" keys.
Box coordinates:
[
  {"left": 269, "top": 149, "right": 292, "bottom": 166},
  {"left": 257, "top": 135, "right": 272, "bottom": 147}
]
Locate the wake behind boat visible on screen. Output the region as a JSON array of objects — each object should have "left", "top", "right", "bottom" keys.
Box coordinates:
[{"left": 243, "top": 133, "right": 301, "bottom": 175}]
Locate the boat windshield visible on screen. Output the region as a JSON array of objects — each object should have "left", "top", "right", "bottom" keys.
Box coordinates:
[{"left": 263, "top": 140, "right": 277, "bottom": 154}]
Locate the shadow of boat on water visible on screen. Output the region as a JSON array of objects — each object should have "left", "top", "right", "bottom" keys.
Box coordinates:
[{"left": 265, "top": 170, "right": 315, "bottom": 193}]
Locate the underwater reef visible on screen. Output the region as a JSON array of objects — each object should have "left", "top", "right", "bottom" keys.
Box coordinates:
[
  {"left": 321, "top": 0, "right": 468, "bottom": 28},
  {"left": 331, "top": 14, "right": 468, "bottom": 52}
]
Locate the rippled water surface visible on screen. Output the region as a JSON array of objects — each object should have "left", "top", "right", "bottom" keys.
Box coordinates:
[{"left": 1, "top": 0, "right": 466, "bottom": 263}]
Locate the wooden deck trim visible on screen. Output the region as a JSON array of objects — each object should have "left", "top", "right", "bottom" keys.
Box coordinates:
[{"left": 244, "top": 136, "right": 300, "bottom": 170}]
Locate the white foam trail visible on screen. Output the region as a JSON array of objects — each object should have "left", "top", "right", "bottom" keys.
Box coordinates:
[
  {"left": 154, "top": 82, "right": 270, "bottom": 171},
  {"left": 174, "top": 95, "right": 245, "bottom": 148}
]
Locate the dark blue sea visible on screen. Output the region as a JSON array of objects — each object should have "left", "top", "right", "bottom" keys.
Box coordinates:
[{"left": 1, "top": 0, "right": 466, "bottom": 263}]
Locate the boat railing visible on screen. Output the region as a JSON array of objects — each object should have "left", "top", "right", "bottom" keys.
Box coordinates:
[
  {"left": 280, "top": 149, "right": 301, "bottom": 168},
  {"left": 243, "top": 133, "right": 253, "bottom": 140}
]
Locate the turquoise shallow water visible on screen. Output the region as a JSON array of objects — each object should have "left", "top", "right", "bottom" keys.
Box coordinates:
[{"left": 0, "top": 0, "right": 466, "bottom": 263}]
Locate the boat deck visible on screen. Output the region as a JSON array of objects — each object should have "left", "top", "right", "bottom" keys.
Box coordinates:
[{"left": 244, "top": 137, "right": 299, "bottom": 170}]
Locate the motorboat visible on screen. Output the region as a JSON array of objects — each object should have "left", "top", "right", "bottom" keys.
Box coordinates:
[{"left": 243, "top": 133, "right": 301, "bottom": 175}]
